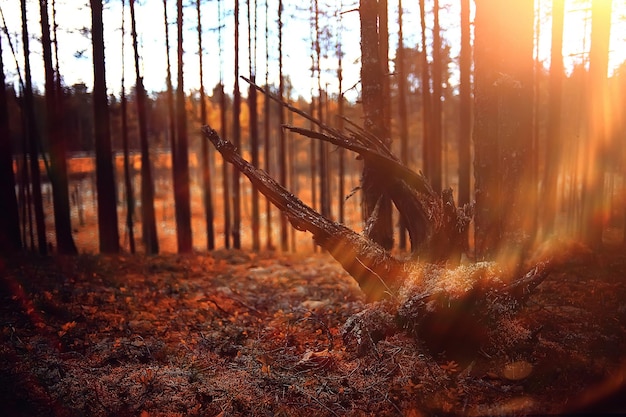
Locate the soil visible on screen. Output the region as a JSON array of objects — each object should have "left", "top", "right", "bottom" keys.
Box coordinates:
[{"left": 1, "top": 248, "right": 625, "bottom": 416}]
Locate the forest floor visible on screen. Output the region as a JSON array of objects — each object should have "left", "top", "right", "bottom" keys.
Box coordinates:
[{"left": 1, "top": 246, "right": 626, "bottom": 416}]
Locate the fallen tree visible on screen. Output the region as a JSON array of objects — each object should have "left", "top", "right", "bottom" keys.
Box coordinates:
[{"left": 202, "top": 119, "right": 567, "bottom": 359}]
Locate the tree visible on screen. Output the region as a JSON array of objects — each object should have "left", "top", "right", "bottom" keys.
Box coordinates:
[
  {"left": 174, "top": 0, "right": 193, "bottom": 253},
  {"left": 197, "top": 0, "right": 215, "bottom": 251},
  {"left": 430, "top": 0, "right": 443, "bottom": 193},
  {"left": 542, "top": 0, "right": 565, "bottom": 236},
  {"left": 359, "top": 0, "right": 393, "bottom": 250},
  {"left": 278, "top": 0, "right": 288, "bottom": 251},
  {"left": 232, "top": 0, "right": 242, "bottom": 249},
  {"left": 396, "top": 0, "right": 408, "bottom": 249},
  {"left": 418, "top": 0, "right": 432, "bottom": 194},
  {"left": 473, "top": 0, "right": 535, "bottom": 261},
  {"left": 248, "top": 0, "right": 260, "bottom": 251},
  {"left": 90, "top": 0, "right": 119, "bottom": 254},
  {"left": 0, "top": 33, "right": 22, "bottom": 253},
  {"left": 583, "top": 0, "right": 612, "bottom": 249},
  {"left": 458, "top": 0, "right": 471, "bottom": 207},
  {"left": 21, "top": 0, "right": 47, "bottom": 255},
  {"left": 130, "top": 0, "right": 159, "bottom": 254},
  {"left": 120, "top": 0, "right": 136, "bottom": 254},
  {"left": 263, "top": 0, "right": 273, "bottom": 249}
]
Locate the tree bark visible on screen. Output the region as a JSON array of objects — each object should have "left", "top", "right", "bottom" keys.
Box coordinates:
[
  {"left": 175, "top": 0, "right": 193, "bottom": 253},
  {"left": 90, "top": 0, "right": 118, "bottom": 254},
  {"left": 130, "top": 0, "right": 159, "bottom": 254},
  {"left": 0, "top": 35, "right": 22, "bottom": 253},
  {"left": 359, "top": 0, "right": 393, "bottom": 250}
]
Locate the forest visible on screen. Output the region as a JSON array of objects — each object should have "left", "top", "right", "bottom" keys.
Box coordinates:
[{"left": 1, "top": 0, "right": 626, "bottom": 415}]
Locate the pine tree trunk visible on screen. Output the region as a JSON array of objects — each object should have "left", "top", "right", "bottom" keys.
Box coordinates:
[
  {"left": 175, "top": 0, "right": 193, "bottom": 253},
  {"left": 90, "top": 0, "right": 118, "bottom": 254},
  {"left": 22, "top": 0, "right": 47, "bottom": 255},
  {"left": 0, "top": 35, "right": 22, "bottom": 252},
  {"left": 130, "top": 0, "right": 159, "bottom": 254}
]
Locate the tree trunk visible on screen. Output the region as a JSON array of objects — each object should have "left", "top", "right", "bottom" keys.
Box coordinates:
[
  {"left": 197, "top": 0, "right": 215, "bottom": 251},
  {"left": 396, "top": 0, "right": 408, "bottom": 250},
  {"left": 458, "top": 0, "right": 471, "bottom": 207},
  {"left": 583, "top": 0, "right": 612, "bottom": 249},
  {"left": 232, "top": 0, "right": 242, "bottom": 249},
  {"left": 0, "top": 34, "right": 22, "bottom": 252},
  {"left": 542, "top": 0, "right": 564, "bottom": 236},
  {"left": 248, "top": 0, "right": 260, "bottom": 251},
  {"left": 473, "top": 0, "right": 535, "bottom": 262},
  {"left": 430, "top": 0, "right": 443, "bottom": 194},
  {"left": 359, "top": 0, "right": 393, "bottom": 250},
  {"left": 130, "top": 0, "right": 159, "bottom": 254},
  {"left": 174, "top": 0, "right": 193, "bottom": 253},
  {"left": 263, "top": 0, "right": 273, "bottom": 249},
  {"left": 418, "top": 0, "right": 432, "bottom": 193},
  {"left": 120, "top": 0, "right": 135, "bottom": 254},
  {"left": 278, "top": 0, "right": 288, "bottom": 251},
  {"left": 21, "top": 0, "right": 47, "bottom": 255},
  {"left": 90, "top": 0, "right": 118, "bottom": 254}
]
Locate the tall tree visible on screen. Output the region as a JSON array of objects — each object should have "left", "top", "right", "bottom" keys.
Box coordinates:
[
  {"left": 174, "top": 0, "right": 193, "bottom": 253},
  {"left": 197, "top": 0, "right": 215, "bottom": 250},
  {"left": 130, "top": 0, "right": 159, "bottom": 254},
  {"left": 120, "top": 0, "right": 135, "bottom": 253},
  {"left": 359, "top": 0, "right": 393, "bottom": 250},
  {"left": 473, "top": 0, "right": 535, "bottom": 260},
  {"left": 90, "top": 0, "right": 119, "bottom": 254},
  {"left": 418, "top": 0, "right": 432, "bottom": 190},
  {"left": 336, "top": 5, "right": 345, "bottom": 225},
  {"left": 583, "top": 0, "right": 612, "bottom": 249},
  {"left": 248, "top": 0, "right": 260, "bottom": 251},
  {"left": 542, "top": 0, "right": 565, "bottom": 236},
  {"left": 21, "top": 0, "right": 47, "bottom": 255},
  {"left": 263, "top": 0, "right": 273, "bottom": 249},
  {"left": 278, "top": 0, "right": 288, "bottom": 251},
  {"left": 397, "top": 0, "right": 408, "bottom": 250},
  {"left": 232, "top": 0, "right": 242, "bottom": 249},
  {"left": 0, "top": 33, "right": 22, "bottom": 252},
  {"left": 458, "top": 0, "right": 471, "bottom": 207},
  {"left": 218, "top": 0, "right": 231, "bottom": 249},
  {"left": 430, "top": 0, "right": 442, "bottom": 193}
]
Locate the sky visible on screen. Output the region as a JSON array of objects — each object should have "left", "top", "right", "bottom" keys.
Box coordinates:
[{"left": 0, "top": 0, "right": 625, "bottom": 103}]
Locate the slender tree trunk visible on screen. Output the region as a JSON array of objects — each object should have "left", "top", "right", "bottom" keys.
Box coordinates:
[
  {"left": 174, "top": 0, "right": 193, "bottom": 253},
  {"left": 543, "top": 0, "right": 564, "bottom": 236},
  {"left": 248, "top": 0, "right": 260, "bottom": 251},
  {"left": 583, "top": 0, "right": 612, "bottom": 249},
  {"left": 197, "top": 0, "right": 215, "bottom": 251},
  {"left": 418, "top": 0, "right": 432, "bottom": 187},
  {"left": 397, "top": 0, "right": 408, "bottom": 250},
  {"left": 359, "top": 0, "right": 393, "bottom": 250},
  {"left": 120, "top": 0, "right": 135, "bottom": 254},
  {"left": 278, "top": 0, "right": 288, "bottom": 251},
  {"left": 232, "top": 0, "right": 242, "bottom": 249},
  {"left": 337, "top": 13, "right": 345, "bottom": 225},
  {"left": 218, "top": 0, "right": 230, "bottom": 249},
  {"left": 90, "top": 0, "right": 118, "bottom": 254},
  {"left": 430, "top": 0, "right": 442, "bottom": 193},
  {"left": 130, "top": 0, "right": 159, "bottom": 254},
  {"left": 458, "top": 0, "right": 471, "bottom": 207},
  {"left": 263, "top": 0, "right": 273, "bottom": 249},
  {"left": 0, "top": 34, "right": 22, "bottom": 252},
  {"left": 21, "top": 0, "right": 47, "bottom": 255}
]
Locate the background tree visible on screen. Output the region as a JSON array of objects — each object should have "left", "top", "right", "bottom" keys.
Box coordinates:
[
  {"left": 120, "top": 0, "right": 135, "bottom": 254},
  {"left": 130, "top": 0, "right": 159, "bottom": 254},
  {"left": 278, "top": 0, "right": 288, "bottom": 251},
  {"left": 473, "top": 0, "right": 535, "bottom": 261},
  {"left": 542, "top": 0, "right": 565, "bottom": 236},
  {"left": 21, "top": 0, "right": 47, "bottom": 255},
  {"left": 359, "top": 0, "right": 393, "bottom": 250},
  {"left": 583, "top": 0, "right": 612, "bottom": 249},
  {"left": 174, "top": 0, "right": 193, "bottom": 253},
  {"left": 0, "top": 33, "right": 22, "bottom": 253},
  {"left": 90, "top": 0, "right": 119, "bottom": 254},
  {"left": 232, "top": 0, "right": 242, "bottom": 249},
  {"left": 248, "top": 0, "right": 260, "bottom": 251},
  {"left": 458, "top": 0, "right": 471, "bottom": 207},
  {"left": 197, "top": 0, "right": 215, "bottom": 251}
]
